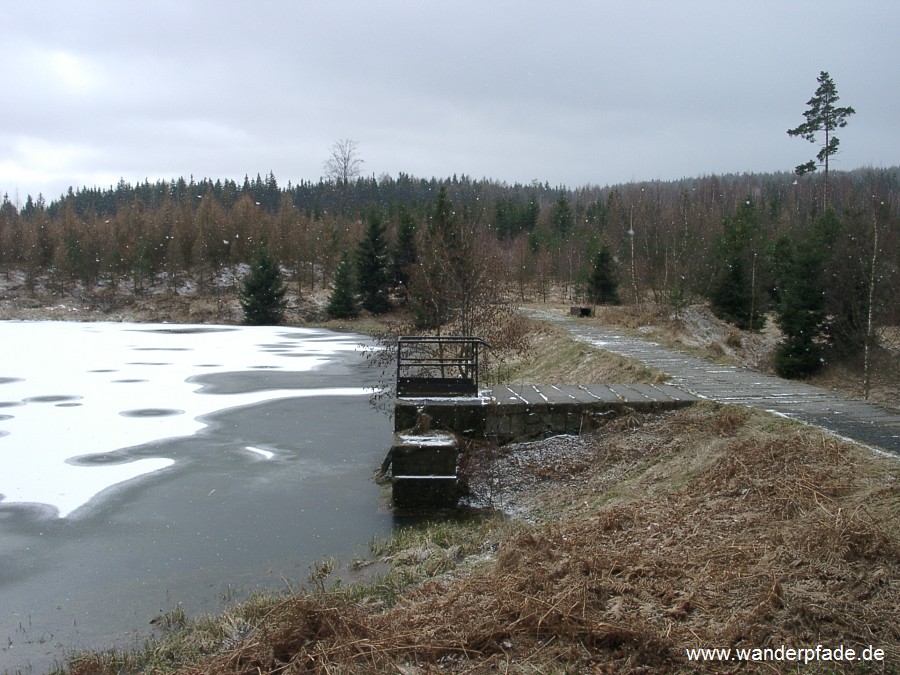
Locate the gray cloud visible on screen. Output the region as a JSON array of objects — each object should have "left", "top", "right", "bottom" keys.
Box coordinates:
[{"left": 2, "top": 0, "right": 897, "bottom": 202}]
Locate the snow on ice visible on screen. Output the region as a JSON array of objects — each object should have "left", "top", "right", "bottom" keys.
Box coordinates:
[{"left": 0, "top": 321, "right": 369, "bottom": 518}]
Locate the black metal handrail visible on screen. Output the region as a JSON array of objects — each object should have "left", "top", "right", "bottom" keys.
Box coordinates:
[{"left": 396, "top": 336, "right": 489, "bottom": 397}]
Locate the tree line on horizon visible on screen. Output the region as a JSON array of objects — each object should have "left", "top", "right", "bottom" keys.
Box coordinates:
[{"left": 1, "top": 165, "right": 898, "bottom": 385}]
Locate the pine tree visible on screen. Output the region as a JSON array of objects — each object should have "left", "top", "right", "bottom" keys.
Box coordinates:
[
  {"left": 773, "top": 212, "right": 837, "bottom": 378},
  {"left": 787, "top": 71, "right": 855, "bottom": 208},
  {"left": 355, "top": 207, "right": 392, "bottom": 314},
  {"left": 588, "top": 244, "right": 620, "bottom": 304},
  {"left": 711, "top": 257, "right": 750, "bottom": 325},
  {"left": 239, "top": 244, "right": 287, "bottom": 325},
  {"left": 708, "top": 200, "right": 765, "bottom": 330},
  {"left": 391, "top": 207, "right": 417, "bottom": 289},
  {"left": 768, "top": 233, "right": 794, "bottom": 306},
  {"left": 326, "top": 251, "right": 358, "bottom": 319},
  {"left": 774, "top": 242, "right": 826, "bottom": 378},
  {"left": 551, "top": 193, "right": 574, "bottom": 237}
]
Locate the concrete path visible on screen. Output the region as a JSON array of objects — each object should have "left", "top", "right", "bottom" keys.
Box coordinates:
[{"left": 525, "top": 309, "right": 900, "bottom": 454}]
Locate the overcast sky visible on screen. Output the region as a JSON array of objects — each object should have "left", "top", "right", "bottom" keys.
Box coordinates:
[{"left": 2, "top": 1, "right": 898, "bottom": 203}]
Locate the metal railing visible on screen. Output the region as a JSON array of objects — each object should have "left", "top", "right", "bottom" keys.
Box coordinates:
[{"left": 396, "top": 336, "right": 489, "bottom": 397}]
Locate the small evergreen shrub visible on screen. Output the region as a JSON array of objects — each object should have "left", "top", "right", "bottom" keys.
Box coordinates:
[
  {"left": 239, "top": 245, "right": 287, "bottom": 325},
  {"left": 327, "top": 252, "right": 359, "bottom": 319}
]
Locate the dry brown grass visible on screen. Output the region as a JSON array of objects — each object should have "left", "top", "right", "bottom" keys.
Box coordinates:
[
  {"left": 398, "top": 407, "right": 898, "bottom": 673},
  {"left": 498, "top": 320, "right": 661, "bottom": 386}
]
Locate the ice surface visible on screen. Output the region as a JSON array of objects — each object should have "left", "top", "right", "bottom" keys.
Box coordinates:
[
  {"left": 0, "top": 321, "right": 369, "bottom": 517},
  {"left": 244, "top": 445, "right": 276, "bottom": 459}
]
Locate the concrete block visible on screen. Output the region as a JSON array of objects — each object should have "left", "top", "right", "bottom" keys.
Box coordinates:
[
  {"left": 391, "top": 432, "right": 458, "bottom": 476},
  {"left": 393, "top": 478, "right": 458, "bottom": 509},
  {"left": 394, "top": 402, "right": 420, "bottom": 431},
  {"left": 551, "top": 410, "right": 568, "bottom": 430},
  {"left": 510, "top": 412, "right": 526, "bottom": 437}
]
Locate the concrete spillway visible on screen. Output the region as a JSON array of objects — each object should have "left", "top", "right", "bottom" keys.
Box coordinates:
[{"left": 388, "top": 382, "right": 698, "bottom": 508}]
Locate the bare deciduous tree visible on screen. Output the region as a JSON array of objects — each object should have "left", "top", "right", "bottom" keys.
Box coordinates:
[{"left": 324, "top": 139, "right": 364, "bottom": 186}]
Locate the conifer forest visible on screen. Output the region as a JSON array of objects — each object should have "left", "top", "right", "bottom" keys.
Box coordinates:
[{"left": 1, "top": 166, "right": 898, "bottom": 381}]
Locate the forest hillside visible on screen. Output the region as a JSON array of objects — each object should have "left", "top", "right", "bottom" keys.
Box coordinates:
[{"left": 1, "top": 167, "right": 897, "bottom": 398}]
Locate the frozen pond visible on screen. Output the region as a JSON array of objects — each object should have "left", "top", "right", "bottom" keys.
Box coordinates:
[{"left": 0, "top": 321, "right": 396, "bottom": 672}]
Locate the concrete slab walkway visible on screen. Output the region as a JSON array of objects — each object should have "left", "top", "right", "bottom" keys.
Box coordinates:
[{"left": 525, "top": 309, "right": 900, "bottom": 454}]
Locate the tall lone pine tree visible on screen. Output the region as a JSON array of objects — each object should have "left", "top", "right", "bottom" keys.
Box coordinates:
[{"left": 787, "top": 71, "right": 855, "bottom": 208}]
